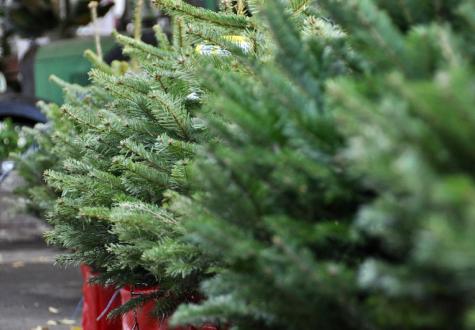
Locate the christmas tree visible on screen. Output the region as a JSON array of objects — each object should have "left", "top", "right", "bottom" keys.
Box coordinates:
[
  {"left": 42, "top": 23, "right": 207, "bottom": 313},
  {"left": 15, "top": 0, "right": 475, "bottom": 328},
  {"left": 12, "top": 101, "right": 69, "bottom": 216},
  {"left": 168, "top": 1, "right": 369, "bottom": 329},
  {"left": 30, "top": 0, "right": 267, "bottom": 319},
  {"left": 320, "top": 0, "right": 475, "bottom": 328},
  {"left": 170, "top": 0, "right": 475, "bottom": 329}
]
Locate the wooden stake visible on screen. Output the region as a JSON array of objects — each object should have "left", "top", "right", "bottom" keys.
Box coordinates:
[
  {"left": 134, "top": 0, "right": 144, "bottom": 41},
  {"left": 88, "top": 1, "right": 103, "bottom": 59}
]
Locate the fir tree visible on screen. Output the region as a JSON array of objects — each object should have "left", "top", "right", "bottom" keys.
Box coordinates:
[
  {"left": 34, "top": 0, "right": 266, "bottom": 319},
  {"left": 42, "top": 25, "right": 206, "bottom": 313},
  {"left": 320, "top": 0, "right": 475, "bottom": 328},
  {"left": 171, "top": 0, "right": 475, "bottom": 329},
  {"left": 169, "top": 1, "right": 370, "bottom": 329},
  {"left": 12, "top": 101, "right": 69, "bottom": 216}
]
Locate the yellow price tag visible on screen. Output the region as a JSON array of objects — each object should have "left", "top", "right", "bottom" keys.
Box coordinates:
[
  {"left": 195, "top": 35, "right": 253, "bottom": 56},
  {"left": 223, "top": 35, "right": 253, "bottom": 52}
]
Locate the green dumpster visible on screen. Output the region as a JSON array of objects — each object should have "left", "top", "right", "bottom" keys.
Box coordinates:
[
  {"left": 34, "top": 37, "right": 115, "bottom": 104},
  {"left": 204, "top": 0, "right": 217, "bottom": 9}
]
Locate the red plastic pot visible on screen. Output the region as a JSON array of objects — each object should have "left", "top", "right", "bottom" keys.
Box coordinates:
[
  {"left": 81, "top": 264, "right": 123, "bottom": 330},
  {"left": 120, "top": 286, "right": 219, "bottom": 330},
  {"left": 120, "top": 286, "right": 162, "bottom": 330}
]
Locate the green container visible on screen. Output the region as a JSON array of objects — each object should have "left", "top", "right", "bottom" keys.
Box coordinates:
[
  {"left": 204, "top": 0, "right": 217, "bottom": 9},
  {"left": 34, "top": 37, "right": 115, "bottom": 104}
]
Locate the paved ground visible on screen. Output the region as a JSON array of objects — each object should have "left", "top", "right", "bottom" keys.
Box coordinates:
[{"left": 0, "top": 171, "right": 82, "bottom": 330}]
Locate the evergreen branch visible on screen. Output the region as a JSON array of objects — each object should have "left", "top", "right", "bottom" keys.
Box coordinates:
[
  {"left": 290, "top": 0, "right": 311, "bottom": 15},
  {"left": 173, "top": 16, "right": 186, "bottom": 49},
  {"left": 154, "top": 0, "right": 256, "bottom": 30},
  {"left": 120, "top": 139, "right": 169, "bottom": 173},
  {"left": 113, "top": 32, "right": 166, "bottom": 58},
  {"left": 156, "top": 75, "right": 169, "bottom": 93},
  {"left": 84, "top": 49, "right": 114, "bottom": 75},
  {"left": 49, "top": 75, "right": 89, "bottom": 96},
  {"left": 60, "top": 104, "right": 100, "bottom": 131},
  {"left": 149, "top": 91, "right": 192, "bottom": 139},
  {"left": 153, "top": 24, "right": 171, "bottom": 49}
]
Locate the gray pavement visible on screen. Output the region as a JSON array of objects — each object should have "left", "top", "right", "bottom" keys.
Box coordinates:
[{"left": 0, "top": 172, "right": 82, "bottom": 330}]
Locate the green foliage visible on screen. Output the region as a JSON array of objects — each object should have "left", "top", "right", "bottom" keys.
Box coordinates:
[
  {"left": 16, "top": 0, "right": 475, "bottom": 329},
  {"left": 29, "top": 0, "right": 269, "bottom": 318},
  {"left": 42, "top": 35, "right": 201, "bottom": 296},
  {"left": 169, "top": 2, "right": 368, "bottom": 329},
  {"left": 169, "top": 0, "right": 475, "bottom": 329},
  {"left": 0, "top": 118, "right": 19, "bottom": 160},
  {"left": 11, "top": 102, "right": 67, "bottom": 216},
  {"left": 319, "top": 0, "right": 475, "bottom": 328}
]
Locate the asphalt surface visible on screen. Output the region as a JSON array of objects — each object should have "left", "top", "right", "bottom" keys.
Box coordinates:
[{"left": 0, "top": 171, "right": 82, "bottom": 330}]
